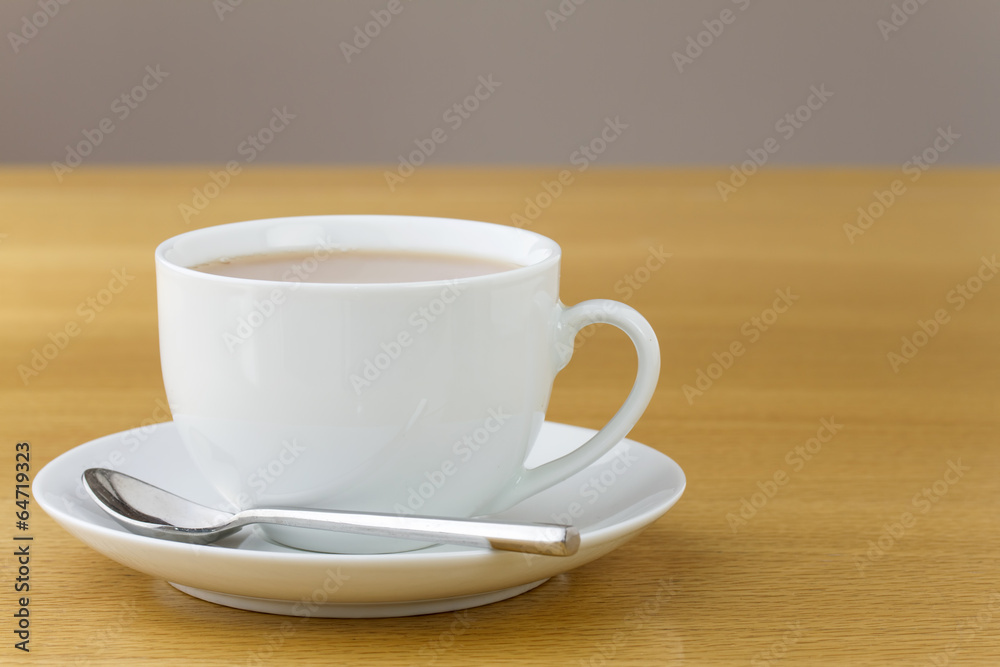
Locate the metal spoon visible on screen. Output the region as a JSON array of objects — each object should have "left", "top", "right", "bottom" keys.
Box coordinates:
[{"left": 82, "top": 468, "right": 579, "bottom": 556}]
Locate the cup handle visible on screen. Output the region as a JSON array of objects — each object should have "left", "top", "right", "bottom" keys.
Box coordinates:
[{"left": 484, "top": 299, "right": 660, "bottom": 513}]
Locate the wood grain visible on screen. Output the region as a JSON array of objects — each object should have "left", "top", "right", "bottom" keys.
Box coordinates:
[{"left": 2, "top": 167, "right": 999, "bottom": 665}]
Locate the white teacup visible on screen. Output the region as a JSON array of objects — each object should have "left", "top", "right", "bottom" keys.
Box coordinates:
[{"left": 155, "top": 215, "right": 659, "bottom": 553}]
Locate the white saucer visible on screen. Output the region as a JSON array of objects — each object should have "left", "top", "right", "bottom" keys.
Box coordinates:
[{"left": 35, "top": 421, "right": 685, "bottom": 618}]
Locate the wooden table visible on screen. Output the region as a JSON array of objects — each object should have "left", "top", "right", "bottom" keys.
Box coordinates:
[{"left": 2, "top": 167, "right": 999, "bottom": 665}]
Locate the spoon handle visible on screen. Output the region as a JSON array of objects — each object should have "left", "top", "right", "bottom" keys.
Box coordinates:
[{"left": 235, "top": 508, "right": 580, "bottom": 556}]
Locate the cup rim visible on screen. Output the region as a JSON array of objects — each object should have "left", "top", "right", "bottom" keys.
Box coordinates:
[{"left": 155, "top": 215, "right": 562, "bottom": 290}]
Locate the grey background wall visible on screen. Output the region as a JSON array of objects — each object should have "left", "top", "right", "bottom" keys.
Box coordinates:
[{"left": 1, "top": 0, "right": 997, "bottom": 166}]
